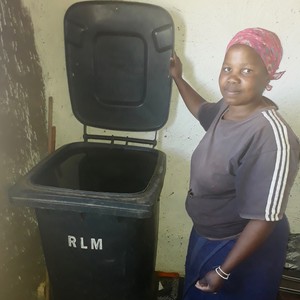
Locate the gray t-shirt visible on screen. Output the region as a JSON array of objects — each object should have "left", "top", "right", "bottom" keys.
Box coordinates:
[{"left": 186, "top": 99, "right": 300, "bottom": 239}]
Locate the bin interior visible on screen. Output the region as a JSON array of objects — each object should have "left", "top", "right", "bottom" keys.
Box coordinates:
[{"left": 31, "top": 144, "right": 158, "bottom": 194}]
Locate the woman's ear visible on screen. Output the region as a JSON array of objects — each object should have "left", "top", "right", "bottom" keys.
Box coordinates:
[{"left": 264, "top": 71, "right": 272, "bottom": 91}]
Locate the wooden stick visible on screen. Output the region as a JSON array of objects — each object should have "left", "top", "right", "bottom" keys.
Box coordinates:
[
  {"left": 47, "top": 96, "right": 56, "bottom": 153},
  {"left": 45, "top": 97, "right": 56, "bottom": 299}
]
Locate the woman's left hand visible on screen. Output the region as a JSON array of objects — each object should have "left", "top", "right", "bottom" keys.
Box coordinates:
[{"left": 195, "top": 269, "right": 224, "bottom": 293}]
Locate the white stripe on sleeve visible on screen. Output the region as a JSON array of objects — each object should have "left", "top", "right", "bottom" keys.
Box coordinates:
[{"left": 262, "top": 110, "right": 290, "bottom": 221}]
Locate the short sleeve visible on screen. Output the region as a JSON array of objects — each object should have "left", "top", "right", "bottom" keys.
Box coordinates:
[
  {"left": 236, "top": 124, "right": 299, "bottom": 221},
  {"left": 198, "top": 100, "right": 225, "bottom": 131}
]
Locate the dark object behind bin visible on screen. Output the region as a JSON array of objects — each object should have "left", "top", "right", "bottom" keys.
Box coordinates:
[{"left": 280, "top": 234, "right": 300, "bottom": 295}]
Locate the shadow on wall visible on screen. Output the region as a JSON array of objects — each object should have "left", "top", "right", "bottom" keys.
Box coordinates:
[{"left": 0, "top": 0, "right": 48, "bottom": 299}]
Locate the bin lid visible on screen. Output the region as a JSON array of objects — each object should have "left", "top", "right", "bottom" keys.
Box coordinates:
[{"left": 64, "top": 1, "right": 174, "bottom": 132}]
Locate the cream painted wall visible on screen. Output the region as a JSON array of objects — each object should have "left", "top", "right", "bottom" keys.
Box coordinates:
[{"left": 22, "top": 0, "right": 300, "bottom": 274}]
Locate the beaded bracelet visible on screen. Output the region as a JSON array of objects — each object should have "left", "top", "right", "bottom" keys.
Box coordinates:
[{"left": 215, "top": 266, "right": 230, "bottom": 280}]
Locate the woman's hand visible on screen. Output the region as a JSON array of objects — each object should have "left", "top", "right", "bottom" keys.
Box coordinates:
[
  {"left": 169, "top": 52, "right": 183, "bottom": 80},
  {"left": 169, "top": 51, "right": 207, "bottom": 118},
  {"left": 195, "top": 269, "right": 224, "bottom": 293}
]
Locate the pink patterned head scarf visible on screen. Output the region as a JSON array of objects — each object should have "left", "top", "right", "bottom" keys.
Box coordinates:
[{"left": 226, "top": 27, "right": 285, "bottom": 90}]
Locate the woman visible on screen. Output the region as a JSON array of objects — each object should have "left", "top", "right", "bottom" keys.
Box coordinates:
[{"left": 170, "top": 28, "right": 300, "bottom": 299}]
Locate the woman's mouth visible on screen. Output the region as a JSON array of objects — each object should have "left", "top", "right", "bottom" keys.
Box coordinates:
[{"left": 224, "top": 88, "right": 241, "bottom": 96}]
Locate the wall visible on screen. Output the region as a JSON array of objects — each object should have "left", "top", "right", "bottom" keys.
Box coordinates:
[
  {"left": 0, "top": 0, "right": 48, "bottom": 299},
  {"left": 21, "top": 0, "right": 300, "bottom": 274}
]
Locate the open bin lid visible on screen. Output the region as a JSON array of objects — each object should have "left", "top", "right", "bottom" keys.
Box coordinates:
[{"left": 64, "top": 1, "right": 174, "bottom": 132}]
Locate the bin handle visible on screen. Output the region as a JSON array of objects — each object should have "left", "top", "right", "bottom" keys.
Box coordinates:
[{"left": 83, "top": 125, "right": 158, "bottom": 148}]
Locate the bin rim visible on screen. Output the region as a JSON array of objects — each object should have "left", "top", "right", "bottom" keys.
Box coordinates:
[{"left": 9, "top": 142, "right": 166, "bottom": 218}]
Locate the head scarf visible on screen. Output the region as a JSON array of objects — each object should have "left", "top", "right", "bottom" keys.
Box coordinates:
[{"left": 226, "top": 27, "right": 285, "bottom": 90}]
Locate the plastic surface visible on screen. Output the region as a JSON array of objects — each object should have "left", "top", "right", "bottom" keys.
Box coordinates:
[
  {"left": 36, "top": 208, "right": 159, "bottom": 300},
  {"left": 9, "top": 2, "right": 173, "bottom": 299},
  {"left": 9, "top": 141, "right": 166, "bottom": 300},
  {"left": 64, "top": 1, "right": 174, "bottom": 131},
  {"left": 9, "top": 142, "right": 166, "bottom": 218}
]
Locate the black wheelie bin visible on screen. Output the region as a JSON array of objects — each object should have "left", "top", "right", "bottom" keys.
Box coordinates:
[{"left": 9, "top": 2, "right": 174, "bottom": 300}]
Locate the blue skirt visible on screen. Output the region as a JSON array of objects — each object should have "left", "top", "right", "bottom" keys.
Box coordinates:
[{"left": 184, "top": 216, "right": 289, "bottom": 300}]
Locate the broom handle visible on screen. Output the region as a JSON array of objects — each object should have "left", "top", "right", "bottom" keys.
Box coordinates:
[{"left": 47, "top": 96, "right": 56, "bottom": 154}]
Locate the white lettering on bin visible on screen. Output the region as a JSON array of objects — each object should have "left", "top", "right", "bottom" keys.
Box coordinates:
[
  {"left": 67, "top": 235, "right": 103, "bottom": 250},
  {"left": 80, "top": 237, "right": 88, "bottom": 250},
  {"left": 91, "top": 238, "right": 103, "bottom": 250},
  {"left": 68, "top": 235, "right": 77, "bottom": 248}
]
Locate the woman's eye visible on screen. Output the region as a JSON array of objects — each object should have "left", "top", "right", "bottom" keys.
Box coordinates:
[
  {"left": 242, "top": 68, "right": 252, "bottom": 74},
  {"left": 223, "top": 67, "right": 231, "bottom": 72}
]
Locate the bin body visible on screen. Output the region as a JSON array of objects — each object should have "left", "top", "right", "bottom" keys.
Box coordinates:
[
  {"left": 10, "top": 142, "right": 166, "bottom": 300},
  {"left": 9, "top": 1, "right": 173, "bottom": 299},
  {"left": 36, "top": 210, "right": 159, "bottom": 300}
]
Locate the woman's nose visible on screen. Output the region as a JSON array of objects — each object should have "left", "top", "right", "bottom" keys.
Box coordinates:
[{"left": 227, "top": 74, "right": 240, "bottom": 84}]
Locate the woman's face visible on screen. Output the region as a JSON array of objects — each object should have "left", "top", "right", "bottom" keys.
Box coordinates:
[{"left": 219, "top": 44, "right": 270, "bottom": 107}]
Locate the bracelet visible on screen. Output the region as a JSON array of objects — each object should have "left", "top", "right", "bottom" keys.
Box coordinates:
[{"left": 215, "top": 266, "right": 230, "bottom": 280}]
